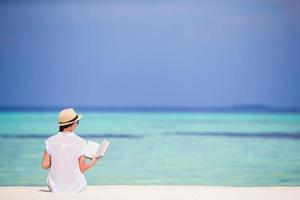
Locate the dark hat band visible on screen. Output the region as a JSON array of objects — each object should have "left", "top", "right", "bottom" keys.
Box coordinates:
[{"left": 59, "top": 115, "right": 79, "bottom": 124}]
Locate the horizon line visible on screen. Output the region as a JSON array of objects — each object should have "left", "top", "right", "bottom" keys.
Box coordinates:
[{"left": 0, "top": 105, "right": 300, "bottom": 113}]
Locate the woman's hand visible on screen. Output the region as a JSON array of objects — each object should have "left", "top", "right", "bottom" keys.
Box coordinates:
[
  {"left": 79, "top": 155, "right": 102, "bottom": 173},
  {"left": 91, "top": 155, "right": 102, "bottom": 164}
]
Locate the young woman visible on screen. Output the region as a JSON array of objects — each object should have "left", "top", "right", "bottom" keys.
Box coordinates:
[{"left": 42, "top": 108, "right": 100, "bottom": 193}]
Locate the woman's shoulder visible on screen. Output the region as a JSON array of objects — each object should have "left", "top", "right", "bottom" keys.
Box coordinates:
[
  {"left": 74, "top": 134, "right": 87, "bottom": 145},
  {"left": 44, "top": 132, "right": 60, "bottom": 143}
]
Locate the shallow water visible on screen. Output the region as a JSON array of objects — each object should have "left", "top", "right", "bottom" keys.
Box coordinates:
[{"left": 0, "top": 111, "right": 300, "bottom": 186}]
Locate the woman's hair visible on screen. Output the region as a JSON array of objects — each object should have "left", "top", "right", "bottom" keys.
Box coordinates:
[{"left": 59, "top": 123, "right": 74, "bottom": 132}]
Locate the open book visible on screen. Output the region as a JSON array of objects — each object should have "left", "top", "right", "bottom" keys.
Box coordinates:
[{"left": 83, "top": 139, "right": 110, "bottom": 159}]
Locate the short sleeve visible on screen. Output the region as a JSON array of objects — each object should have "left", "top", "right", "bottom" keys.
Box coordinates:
[{"left": 44, "top": 140, "right": 51, "bottom": 155}]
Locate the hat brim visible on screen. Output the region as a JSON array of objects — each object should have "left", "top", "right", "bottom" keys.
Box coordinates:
[{"left": 59, "top": 115, "right": 82, "bottom": 126}]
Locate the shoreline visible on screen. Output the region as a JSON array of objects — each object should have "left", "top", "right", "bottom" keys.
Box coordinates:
[{"left": 1, "top": 185, "right": 300, "bottom": 200}]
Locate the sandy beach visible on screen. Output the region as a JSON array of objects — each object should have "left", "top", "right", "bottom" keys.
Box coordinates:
[{"left": 1, "top": 185, "right": 300, "bottom": 200}]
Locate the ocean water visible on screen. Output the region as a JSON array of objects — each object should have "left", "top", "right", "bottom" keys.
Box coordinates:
[{"left": 0, "top": 111, "right": 300, "bottom": 186}]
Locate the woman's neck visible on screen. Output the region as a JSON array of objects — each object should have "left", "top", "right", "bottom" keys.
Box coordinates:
[{"left": 62, "top": 128, "right": 73, "bottom": 133}]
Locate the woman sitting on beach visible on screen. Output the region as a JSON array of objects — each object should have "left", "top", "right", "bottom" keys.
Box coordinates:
[{"left": 41, "top": 108, "right": 100, "bottom": 193}]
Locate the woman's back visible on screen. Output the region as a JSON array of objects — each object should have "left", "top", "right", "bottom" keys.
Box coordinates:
[{"left": 45, "top": 131, "right": 87, "bottom": 193}]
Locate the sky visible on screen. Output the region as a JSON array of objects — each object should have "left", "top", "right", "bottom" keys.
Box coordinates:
[{"left": 0, "top": 0, "right": 300, "bottom": 108}]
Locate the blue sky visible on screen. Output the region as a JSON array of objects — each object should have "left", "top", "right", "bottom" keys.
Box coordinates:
[{"left": 0, "top": 0, "right": 300, "bottom": 108}]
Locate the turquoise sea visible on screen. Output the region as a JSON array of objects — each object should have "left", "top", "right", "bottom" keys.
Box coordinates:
[{"left": 0, "top": 111, "right": 300, "bottom": 186}]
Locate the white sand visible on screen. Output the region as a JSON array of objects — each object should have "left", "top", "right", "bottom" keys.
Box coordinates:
[{"left": 1, "top": 185, "right": 300, "bottom": 200}]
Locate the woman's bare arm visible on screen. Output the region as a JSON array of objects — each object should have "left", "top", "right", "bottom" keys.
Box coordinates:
[
  {"left": 79, "top": 155, "right": 101, "bottom": 173},
  {"left": 42, "top": 150, "right": 51, "bottom": 169}
]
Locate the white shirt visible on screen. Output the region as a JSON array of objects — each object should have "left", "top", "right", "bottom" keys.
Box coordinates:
[{"left": 44, "top": 131, "right": 87, "bottom": 193}]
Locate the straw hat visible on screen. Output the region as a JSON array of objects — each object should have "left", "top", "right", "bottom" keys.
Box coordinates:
[{"left": 58, "top": 108, "right": 82, "bottom": 126}]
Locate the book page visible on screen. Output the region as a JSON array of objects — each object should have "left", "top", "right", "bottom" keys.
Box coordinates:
[
  {"left": 84, "top": 140, "right": 99, "bottom": 159},
  {"left": 96, "top": 139, "right": 110, "bottom": 157}
]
